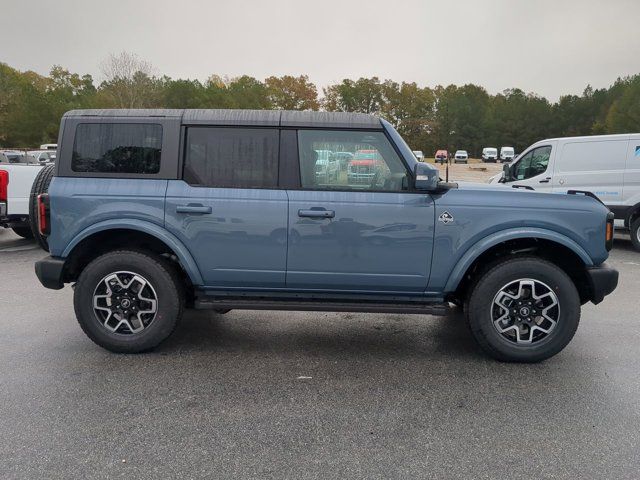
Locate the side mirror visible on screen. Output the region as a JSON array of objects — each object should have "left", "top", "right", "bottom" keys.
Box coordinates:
[
  {"left": 501, "top": 163, "right": 511, "bottom": 183},
  {"left": 414, "top": 163, "right": 439, "bottom": 191}
]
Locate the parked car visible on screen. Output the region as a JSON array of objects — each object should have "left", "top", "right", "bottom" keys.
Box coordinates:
[
  {"left": 39, "top": 143, "right": 57, "bottom": 151},
  {"left": 0, "top": 150, "right": 38, "bottom": 164},
  {"left": 434, "top": 149, "right": 448, "bottom": 164},
  {"left": 482, "top": 147, "right": 498, "bottom": 162},
  {"left": 489, "top": 133, "right": 640, "bottom": 248},
  {"left": 454, "top": 150, "right": 468, "bottom": 164},
  {"left": 333, "top": 151, "right": 354, "bottom": 170},
  {"left": 500, "top": 146, "right": 515, "bottom": 162},
  {"left": 28, "top": 150, "right": 56, "bottom": 164},
  {"left": 34, "top": 109, "right": 618, "bottom": 363},
  {"left": 413, "top": 150, "right": 425, "bottom": 162},
  {"left": 314, "top": 150, "right": 339, "bottom": 183},
  {"left": 347, "top": 149, "right": 383, "bottom": 184},
  {"left": 0, "top": 160, "right": 48, "bottom": 238}
]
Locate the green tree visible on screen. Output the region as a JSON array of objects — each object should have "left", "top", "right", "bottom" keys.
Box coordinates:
[{"left": 265, "top": 75, "right": 319, "bottom": 110}]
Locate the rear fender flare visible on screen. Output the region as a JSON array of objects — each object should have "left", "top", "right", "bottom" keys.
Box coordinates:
[{"left": 61, "top": 219, "right": 204, "bottom": 286}]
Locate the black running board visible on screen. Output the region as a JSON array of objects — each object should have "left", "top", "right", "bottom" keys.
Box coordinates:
[{"left": 194, "top": 297, "right": 449, "bottom": 316}]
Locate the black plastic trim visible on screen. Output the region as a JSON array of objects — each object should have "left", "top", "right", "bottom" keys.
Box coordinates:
[
  {"left": 585, "top": 262, "right": 618, "bottom": 304},
  {"left": 34, "top": 256, "right": 65, "bottom": 290}
]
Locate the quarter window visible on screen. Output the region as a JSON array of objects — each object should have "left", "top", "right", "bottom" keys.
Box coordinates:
[
  {"left": 72, "top": 123, "right": 162, "bottom": 174},
  {"left": 184, "top": 127, "right": 279, "bottom": 188},
  {"left": 513, "top": 145, "right": 551, "bottom": 180},
  {"left": 297, "top": 130, "right": 408, "bottom": 191}
]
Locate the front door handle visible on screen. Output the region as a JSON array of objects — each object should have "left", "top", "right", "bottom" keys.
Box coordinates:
[
  {"left": 298, "top": 209, "right": 335, "bottom": 219},
  {"left": 539, "top": 177, "right": 551, "bottom": 183},
  {"left": 176, "top": 204, "right": 212, "bottom": 214}
]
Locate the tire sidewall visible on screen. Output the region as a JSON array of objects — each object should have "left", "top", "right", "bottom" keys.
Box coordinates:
[
  {"left": 630, "top": 218, "right": 640, "bottom": 251},
  {"left": 468, "top": 258, "right": 580, "bottom": 362},
  {"left": 74, "top": 252, "right": 182, "bottom": 352}
]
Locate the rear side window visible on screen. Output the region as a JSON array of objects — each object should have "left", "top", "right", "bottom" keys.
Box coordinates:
[
  {"left": 72, "top": 123, "right": 162, "bottom": 174},
  {"left": 184, "top": 127, "right": 279, "bottom": 188}
]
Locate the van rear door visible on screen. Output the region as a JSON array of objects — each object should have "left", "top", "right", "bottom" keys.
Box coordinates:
[{"left": 552, "top": 138, "right": 627, "bottom": 208}]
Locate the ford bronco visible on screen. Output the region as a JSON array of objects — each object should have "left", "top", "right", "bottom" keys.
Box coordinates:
[{"left": 34, "top": 109, "right": 618, "bottom": 362}]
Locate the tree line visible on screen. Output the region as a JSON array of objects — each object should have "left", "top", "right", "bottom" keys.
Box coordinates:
[{"left": 1, "top": 52, "right": 639, "bottom": 156}]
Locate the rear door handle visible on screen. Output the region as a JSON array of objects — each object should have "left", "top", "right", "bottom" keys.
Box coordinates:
[
  {"left": 539, "top": 177, "right": 551, "bottom": 183},
  {"left": 298, "top": 209, "right": 335, "bottom": 219},
  {"left": 176, "top": 204, "right": 212, "bottom": 214}
]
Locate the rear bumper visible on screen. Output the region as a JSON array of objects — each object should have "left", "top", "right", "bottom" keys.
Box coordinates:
[
  {"left": 34, "top": 256, "right": 65, "bottom": 290},
  {"left": 586, "top": 262, "right": 618, "bottom": 304}
]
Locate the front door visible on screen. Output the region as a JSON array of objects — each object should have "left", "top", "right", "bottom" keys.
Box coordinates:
[
  {"left": 509, "top": 143, "right": 555, "bottom": 192},
  {"left": 165, "top": 126, "right": 288, "bottom": 288},
  {"left": 286, "top": 129, "right": 435, "bottom": 293}
]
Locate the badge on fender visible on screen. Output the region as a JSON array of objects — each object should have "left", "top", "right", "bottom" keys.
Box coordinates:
[{"left": 438, "top": 211, "right": 454, "bottom": 224}]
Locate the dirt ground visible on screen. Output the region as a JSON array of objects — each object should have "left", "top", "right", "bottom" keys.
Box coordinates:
[{"left": 425, "top": 158, "right": 504, "bottom": 183}]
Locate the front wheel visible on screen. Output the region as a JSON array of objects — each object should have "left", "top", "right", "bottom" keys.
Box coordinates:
[
  {"left": 466, "top": 257, "right": 580, "bottom": 362},
  {"left": 74, "top": 250, "right": 184, "bottom": 353}
]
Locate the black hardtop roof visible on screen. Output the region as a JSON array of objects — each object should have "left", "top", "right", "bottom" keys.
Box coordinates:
[{"left": 63, "top": 109, "right": 383, "bottom": 129}]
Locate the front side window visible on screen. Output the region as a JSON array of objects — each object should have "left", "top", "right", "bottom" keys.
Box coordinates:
[
  {"left": 184, "top": 127, "right": 279, "bottom": 188},
  {"left": 297, "top": 130, "right": 408, "bottom": 191},
  {"left": 72, "top": 123, "right": 162, "bottom": 174},
  {"left": 513, "top": 145, "right": 551, "bottom": 180}
]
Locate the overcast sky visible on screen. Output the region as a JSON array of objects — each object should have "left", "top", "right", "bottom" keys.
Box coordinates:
[{"left": 3, "top": 0, "right": 639, "bottom": 100}]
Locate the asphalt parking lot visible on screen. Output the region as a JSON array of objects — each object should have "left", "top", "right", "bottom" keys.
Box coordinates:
[{"left": 1, "top": 228, "right": 639, "bottom": 480}]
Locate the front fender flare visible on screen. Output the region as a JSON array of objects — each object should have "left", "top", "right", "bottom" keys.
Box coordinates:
[
  {"left": 61, "top": 219, "right": 204, "bottom": 286},
  {"left": 443, "top": 227, "right": 593, "bottom": 292}
]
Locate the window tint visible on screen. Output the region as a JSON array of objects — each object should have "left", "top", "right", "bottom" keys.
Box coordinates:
[
  {"left": 297, "top": 130, "right": 408, "bottom": 191},
  {"left": 513, "top": 145, "right": 551, "bottom": 180},
  {"left": 184, "top": 127, "right": 279, "bottom": 188},
  {"left": 72, "top": 123, "right": 162, "bottom": 174}
]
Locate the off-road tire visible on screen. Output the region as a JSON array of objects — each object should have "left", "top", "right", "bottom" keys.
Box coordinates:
[
  {"left": 28, "top": 164, "right": 55, "bottom": 251},
  {"left": 466, "top": 257, "right": 580, "bottom": 363},
  {"left": 74, "top": 250, "right": 184, "bottom": 353}
]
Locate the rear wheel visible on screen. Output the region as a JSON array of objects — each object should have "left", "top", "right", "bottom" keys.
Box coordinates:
[
  {"left": 630, "top": 217, "right": 640, "bottom": 251},
  {"left": 29, "top": 164, "right": 55, "bottom": 251},
  {"left": 11, "top": 226, "right": 33, "bottom": 239},
  {"left": 74, "top": 250, "right": 184, "bottom": 353},
  {"left": 466, "top": 257, "right": 580, "bottom": 362}
]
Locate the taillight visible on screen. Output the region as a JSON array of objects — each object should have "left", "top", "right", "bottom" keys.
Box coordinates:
[
  {"left": 37, "top": 193, "right": 50, "bottom": 236},
  {"left": 0, "top": 170, "right": 8, "bottom": 202},
  {"left": 605, "top": 211, "right": 614, "bottom": 251}
]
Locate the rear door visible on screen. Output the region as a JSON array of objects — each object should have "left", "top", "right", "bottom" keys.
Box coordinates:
[
  {"left": 165, "top": 126, "right": 288, "bottom": 288},
  {"left": 285, "top": 129, "right": 435, "bottom": 292},
  {"left": 552, "top": 138, "right": 627, "bottom": 207}
]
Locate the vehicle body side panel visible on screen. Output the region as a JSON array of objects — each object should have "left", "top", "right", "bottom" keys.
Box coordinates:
[
  {"left": 428, "top": 188, "right": 609, "bottom": 291},
  {"left": 47, "top": 177, "right": 168, "bottom": 256},
  {"left": 165, "top": 181, "right": 289, "bottom": 288}
]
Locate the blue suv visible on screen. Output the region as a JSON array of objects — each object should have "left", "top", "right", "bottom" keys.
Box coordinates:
[{"left": 34, "top": 109, "right": 618, "bottom": 362}]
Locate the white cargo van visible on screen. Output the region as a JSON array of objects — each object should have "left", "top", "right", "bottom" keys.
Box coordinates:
[
  {"left": 482, "top": 147, "right": 498, "bottom": 162},
  {"left": 500, "top": 146, "right": 515, "bottom": 162},
  {"left": 489, "top": 133, "right": 640, "bottom": 248}
]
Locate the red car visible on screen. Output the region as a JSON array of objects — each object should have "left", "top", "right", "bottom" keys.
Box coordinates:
[
  {"left": 347, "top": 149, "right": 384, "bottom": 184},
  {"left": 435, "top": 149, "right": 449, "bottom": 164}
]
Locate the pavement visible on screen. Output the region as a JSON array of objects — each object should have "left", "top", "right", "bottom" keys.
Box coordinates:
[{"left": 1, "top": 227, "right": 639, "bottom": 479}]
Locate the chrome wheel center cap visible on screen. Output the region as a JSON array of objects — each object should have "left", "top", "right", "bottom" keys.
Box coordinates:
[
  {"left": 120, "top": 298, "right": 132, "bottom": 309},
  {"left": 519, "top": 306, "right": 530, "bottom": 317}
]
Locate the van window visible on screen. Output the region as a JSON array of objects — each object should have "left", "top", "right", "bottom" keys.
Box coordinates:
[
  {"left": 72, "top": 123, "right": 162, "bottom": 174},
  {"left": 184, "top": 127, "right": 279, "bottom": 188},
  {"left": 559, "top": 140, "right": 627, "bottom": 172},
  {"left": 513, "top": 146, "right": 551, "bottom": 180},
  {"left": 297, "top": 130, "right": 408, "bottom": 191}
]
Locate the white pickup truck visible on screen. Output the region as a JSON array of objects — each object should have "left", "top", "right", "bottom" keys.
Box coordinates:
[{"left": 0, "top": 161, "right": 47, "bottom": 238}]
